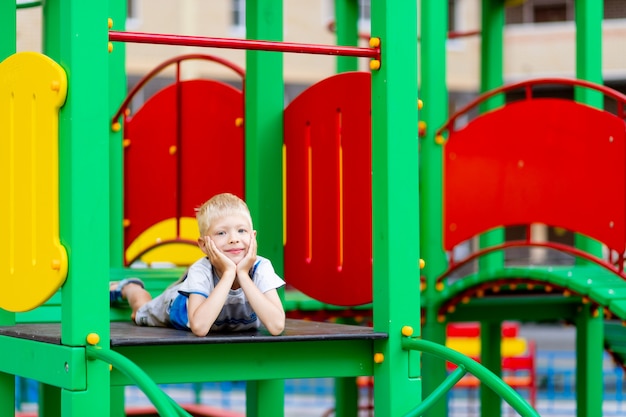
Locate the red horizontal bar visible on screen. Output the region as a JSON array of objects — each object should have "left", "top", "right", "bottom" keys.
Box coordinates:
[{"left": 109, "top": 31, "right": 380, "bottom": 59}]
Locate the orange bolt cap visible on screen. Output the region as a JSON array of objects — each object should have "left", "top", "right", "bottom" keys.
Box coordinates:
[
  {"left": 401, "top": 326, "right": 414, "bottom": 337},
  {"left": 108, "top": 18, "right": 113, "bottom": 29},
  {"left": 108, "top": 42, "right": 113, "bottom": 53},
  {"left": 419, "top": 259, "right": 425, "bottom": 269},
  {"left": 418, "top": 99, "right": 424, "bottom": 110},
  {"left": 86, "top": 333, "right": 100, "bottom": 345},
  {"left": 369, "top": 60, "right": 381, "bottom": 71},
  {"left": 111, "top": 122, "right": 121, "bottom": 132},
  {"left": 369, "top": 37, "right": 381, "bottom": 48},
  {"left": 374, "top": 352, "right": 384, "bottom": 364},
  {"left": 235, "top": 117, "right": 244, "bottom": 127}
]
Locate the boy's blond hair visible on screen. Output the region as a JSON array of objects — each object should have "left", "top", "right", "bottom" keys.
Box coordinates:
[{"left": 195, "top": 193, "right": 253, "bottom": 236}]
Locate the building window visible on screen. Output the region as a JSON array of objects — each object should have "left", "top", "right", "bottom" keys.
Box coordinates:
[
  {"left": 605, "top": 0, "right": 626, "bottom": 19},
  {"left": 506, "top": 0, "right": 574, "bottom": 24},
  {"left": 358, "top": 0, "right": 371, "bottom": 31},
  {"left": 231, "top": 0, "right": 245, "bottom": 36},
  {"left": 126, "top": 0, "right": 141, "bottom": 29}
]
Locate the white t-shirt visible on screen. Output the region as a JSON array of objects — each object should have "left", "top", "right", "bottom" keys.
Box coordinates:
[{"left": 170, "top": 256, "right": 285, "bottom": 332}]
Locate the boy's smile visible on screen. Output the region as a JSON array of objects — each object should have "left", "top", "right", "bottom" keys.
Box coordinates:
[{"left": 204, "top": 214, "right": 252, "bottom": 264}]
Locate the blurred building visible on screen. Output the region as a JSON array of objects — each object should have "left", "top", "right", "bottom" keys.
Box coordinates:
[{"left": 15, "top": 0, "right": 626, "bottom": 106}]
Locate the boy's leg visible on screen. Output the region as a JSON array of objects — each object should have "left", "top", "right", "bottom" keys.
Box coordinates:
[{"left": 122, "top": 283, "right": 152, "bottom": 320}]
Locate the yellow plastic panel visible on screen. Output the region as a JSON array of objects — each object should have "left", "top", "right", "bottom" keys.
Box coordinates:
[
  {"left": 446, "top": 337, "right": 528, "bottom": 357},
  {"left": 0, "top": 52, "right": 68, "bottom": 312},
  {"left": 125, "top": 217, "right": 203, "bottom": 266}
]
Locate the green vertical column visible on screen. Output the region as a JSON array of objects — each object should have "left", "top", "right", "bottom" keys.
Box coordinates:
[
  {"left": 0, "top": 0, "right": 18, "bottom": 332},
  {"left": 45, "top": 0, "right": 111, "bottom": 415},
  {"left": 419, "top": 0, "right": 449, "bottom": 415},
  {"left": 478, "top": 0, "right": 505, "bottom": 272},
  {"left": 0, "top": 0, "right": 16, "bottom": 59},
  {"left": 108, "top": 1, "right": 127, "bottom": 268},
  {"left": 334, "top": 2, "right": 359, "bottom": 415},
  {"left": 245, "top": 1, "right": 284, "bottom": 416},
  {"left": 480, "top": 321, "right": 502, "bottom": 417},
  {"left": 371, "top": 0, "right": 421, "bottom": 415},
  {"left": 334, "top": 0, "right": 358, "bottom": 73},
  {"left": 573, "top": 0, "right": 603, "bottom": 259},
  {"left": 479, "top": 2, "right": 505, "bottom": 416},
  {"left": 573, "top": 3, "right": 604, "bottom": 413},
  {"left": 576, "top": 304, "right": 603, "bottom": 417}
]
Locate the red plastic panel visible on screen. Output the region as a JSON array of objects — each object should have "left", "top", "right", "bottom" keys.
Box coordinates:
[
  {"left": 284, "top": 72, "right": 372, "bottom": 306},
  {"left": 124, "top": 79, "right": 244, "bottom": 255},
  {"left": 444, "top": 98, "right": 626, "bottom": 252}
]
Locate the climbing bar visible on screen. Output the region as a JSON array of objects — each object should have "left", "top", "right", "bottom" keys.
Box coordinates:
[
  {"left": 402, "top": 337, "right": 540, "bottom": 417},
  {"left": 109, "top": 31, "right": 380, "bottom": 60},
  {"left": 87, "top": 346, "right": 193, "bottom": 417}
]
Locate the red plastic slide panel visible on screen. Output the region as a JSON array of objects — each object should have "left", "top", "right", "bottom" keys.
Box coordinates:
[
  {"left": 444, "top": 98, "right": 626, "bottom": 252},
  {"left": 284, "top": 72, "right": 372, "bottom": 306},
  {"left": 124, "top": 79, "right": 244, "bottom": 252}
]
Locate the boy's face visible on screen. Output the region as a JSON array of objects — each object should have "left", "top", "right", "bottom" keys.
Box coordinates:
[{"left": 201, "top": 214, "right": 253, "bottom": 264}]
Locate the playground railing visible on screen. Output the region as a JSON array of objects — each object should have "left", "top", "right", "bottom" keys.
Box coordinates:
[{"left": 401, "top": 330, "right": 540, "bottom": 417}]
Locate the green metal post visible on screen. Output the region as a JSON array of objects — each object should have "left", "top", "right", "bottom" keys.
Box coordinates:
[
  {"left": 419, "top": 0, "right": 450, "bottom": 415},
  {"left": 479, "top": 2, "right": 506, "bottom": 416},
  {"left": 334, "top": 0, "right": 359, "bottom": 73},
  {"left": 574, "top": 3, "right": 604, "bottom": 413},
  {"left": 334, "top": 3, "right": 359, "bottom": 415},
  {"left": 479, "top": 0, "right": 505, "bottom": 272},
  {"left": 575, "top": 304, "right": 604, "bottom": 417},
  {"left": 480, "top": 321, "right": 502, "bottom": 417},
  {"left": 108, "top": 0, "right": 127, "bottom": 268},
  {"left": 245, "top": 1, "right": 285, "bottom": 416},
  {"left": 335, "top": 377, "right": 358, "bottom": 417},
  {"left": 45, "top": 0, "right": 112, "bottom": 415},
  {"left": 0, "top": 0, "right": 16, "bottom": 59},
  {"left": 573, "top": 0, "right": 603, "bottom": 259},
  {"left": 371, "top": 0, "right": 421, "bottom": 415},
  {"left": 40, "top": 384, "right": 61, "bottom": 417}
]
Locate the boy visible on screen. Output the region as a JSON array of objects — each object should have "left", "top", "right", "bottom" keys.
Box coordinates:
[{"left": 110, "top": 193, "right": 286, "bottom": 336}]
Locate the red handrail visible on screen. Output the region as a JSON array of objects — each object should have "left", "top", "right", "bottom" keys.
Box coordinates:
[
  {"left": 109, "top": 30, "right": 380, "bottom": 59},
  {"left": 436, "top": 78, "right": 626, "bottom": 138},
  {"left": 437, "top": 240, "right": 626, "bottom": 285},
  {"left": 111, "top": 53, "right": 245, "bottom": 126}
]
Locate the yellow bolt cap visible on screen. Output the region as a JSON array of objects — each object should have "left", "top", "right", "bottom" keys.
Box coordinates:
[
  {"left": 369, "top": 37, "right": 381, "bottom": 48},
  {"left": 86, "top": 333, "right": 100, "bottom": 345},
  {"left": 374, "top": 353, "right": 384, "bottom": 364},
  {"left": 369, "top": 60, "right": 381, "bottom": 71},
  {"left": 401, "top": 326, "right": 413, "bottom": 337}
]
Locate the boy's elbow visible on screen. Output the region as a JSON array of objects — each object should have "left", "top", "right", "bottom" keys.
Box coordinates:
[
  {"left": 266, "top": 317, "right": 285, "bottom": 336},
  {"left": 190, "top": 323, "right": 210, "bottom": 337}
]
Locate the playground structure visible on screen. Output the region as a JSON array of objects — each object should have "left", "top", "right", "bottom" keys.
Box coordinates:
[{"left": 2, "top": 1, "right": 626, "bottom": 417}]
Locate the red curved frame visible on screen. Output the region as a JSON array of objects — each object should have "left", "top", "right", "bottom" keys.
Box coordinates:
[
  {"left": 436, "top": 77, "right": 626, "bottom": 138},
  {"left": 112, "top": 53, "right": 245, "bottom": 126}
]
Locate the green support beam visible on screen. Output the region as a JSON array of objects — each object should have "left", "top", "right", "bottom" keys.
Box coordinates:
[
  {"left": 334, "top": 0, "right": 359, "bottom": 73},
  {"left": 371, "top": 0, "right": 421, "bottom": 414},
  {"left": 576, "top": 304, "right": 604, "bottom": 417},
  {"left": 419, "top": 0, "right": 450, "bottom": 415},
  {"left": 245, "top": 3, "right": 285, "bottom": 415},
  {"left": 478, "top": 0, "right": 505, "bottom": 276},
  {"left": 44, "top": 0, "right": 112, "bottom": 414}
]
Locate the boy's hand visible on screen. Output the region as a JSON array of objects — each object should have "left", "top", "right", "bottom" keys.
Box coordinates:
[
  {"left": 203, "top": 237, "right": 236, "bottom": 277},
  {"left": 237, "top": 231, "right": 258, "bottom": 276}
]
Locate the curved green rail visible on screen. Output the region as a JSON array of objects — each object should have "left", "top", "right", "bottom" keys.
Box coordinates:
[
  {"left": 86, "top": 346, "right": 193, "bottom": 417},
  {"left": 402, "top": 337, "right": 540, "bottom": 417}
]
